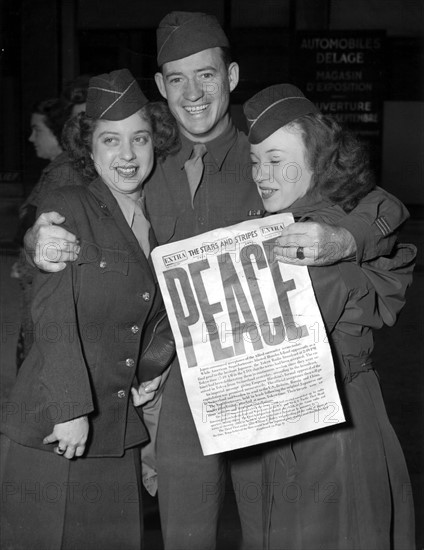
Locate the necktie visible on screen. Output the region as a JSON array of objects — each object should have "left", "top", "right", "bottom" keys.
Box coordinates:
[
  {"left": 131, "top": 198, "right": 151, "bottom": 257},
  {"left": 184, "top": 143, "right": 207, "bottom": 205}
]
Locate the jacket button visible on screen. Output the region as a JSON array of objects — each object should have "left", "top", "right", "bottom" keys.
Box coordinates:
[
  {"left": 131, "top": 325, "right": 139, "bottom": 334},
  {"left": 99, "top": 260, "right": 107, "bottom": 268},
  {"left": 125, "top": 358, "right": 135, "bottom": 367},
  {"left": 117, "top": 390, "right": 126, "bottom": 398},
  {"left": 142, "top": 292, "right": 150, "bottom": 301}
]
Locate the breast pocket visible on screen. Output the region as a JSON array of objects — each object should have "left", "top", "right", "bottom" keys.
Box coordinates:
[
  {"left": 74, "top": 242, "right": 130, "bottom": 303},
  {"left": 77, "top": 241, "right": 129, "bottom": 274}
]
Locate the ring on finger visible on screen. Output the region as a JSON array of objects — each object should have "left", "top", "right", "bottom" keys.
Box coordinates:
[
  {"left": 57, "top": 446, "right": 65, "bottom": 454},
  {"left": 296, "top": 246, "right": 305, "bottom": 260}
]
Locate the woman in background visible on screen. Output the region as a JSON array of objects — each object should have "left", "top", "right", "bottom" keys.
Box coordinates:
[
  {"left": 13, "top": 98, "right": 89, "bottom": 366},
  {"left": 22, "top": 97, "right": 89, "bottom": 228}
]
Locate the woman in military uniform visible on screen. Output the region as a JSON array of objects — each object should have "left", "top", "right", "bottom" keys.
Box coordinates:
[{"left": 1, "top": 69, "right": 177, "bottom": 550}]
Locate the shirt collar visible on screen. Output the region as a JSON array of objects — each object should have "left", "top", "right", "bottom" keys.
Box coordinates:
[
  {"left": 43, "top": 151, "right": 67, "bottom": 174},
  {"left": 278, "top": 193, "right": 334, "bottom": 219},
  {"left": 177, "top": 120, "right": 237, "bottom": 171}
]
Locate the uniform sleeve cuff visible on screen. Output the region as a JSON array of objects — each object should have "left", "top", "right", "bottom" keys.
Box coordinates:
[{"left": 337, "top": 215, "right": 369, "bottom": 264}]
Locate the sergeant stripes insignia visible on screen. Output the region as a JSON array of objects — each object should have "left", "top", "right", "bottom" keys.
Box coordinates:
[{"left": 374, "top": 216, "right": 391, "bottom": 236}]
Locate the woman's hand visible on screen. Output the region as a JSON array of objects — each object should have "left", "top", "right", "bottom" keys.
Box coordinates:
[
  {"left": 43, "top": 415, "right": 89, "bottom": 459},
  {"left": 131, "top": 376, "right": 162, "bottom": 407}
]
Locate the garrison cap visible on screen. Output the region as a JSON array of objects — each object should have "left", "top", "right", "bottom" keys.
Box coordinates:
[
  {"left": 244, "top": 84, "right": 319, "bottom": 144},
  {"left": 157, "top": 11, "right": 229, "bottom": 66},
  {"left": 86, "top": 68, "right": 148, "bottom": 120}
]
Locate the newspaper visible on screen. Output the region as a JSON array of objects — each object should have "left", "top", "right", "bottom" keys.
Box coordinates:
[{"left": 151, "top": 213, "right": 345, "bottom": 455}]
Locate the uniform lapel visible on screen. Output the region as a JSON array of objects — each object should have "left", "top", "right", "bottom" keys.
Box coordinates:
[{"left": 88, "top": 177, "right": 152, "bottom": 269}]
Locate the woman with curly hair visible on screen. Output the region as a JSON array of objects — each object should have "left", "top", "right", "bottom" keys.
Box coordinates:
[
  {"left": 13, "top": 98, "right": 90, "bottom": 367},
  {"left": 1, "top": 69, "right": 177, "bottom": 550},
  {"left": 244, "top": 84, "right": 415, "bottom": 549},
  {"left": 24, "top": 98, "right": 89, "bottom": 221}
]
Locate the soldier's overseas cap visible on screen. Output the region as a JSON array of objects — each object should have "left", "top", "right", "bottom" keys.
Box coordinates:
[
  {"left": 157, "top": 11, "right": 229, "bottom": 66},
  {"left": 86, "top": 68, "right": 148, "bottom": 121},
  {"left": 243, "top": 83, "right": 319, "bottom": 144}
]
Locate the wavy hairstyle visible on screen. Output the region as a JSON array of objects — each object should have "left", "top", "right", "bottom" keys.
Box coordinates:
[
  {"left": 32, "top": 98, "right": 73, "bottom": 146},
  {"left": 62, "top": 101, "right": 180, "bottom": 181},
  {"left": 289, "top": 113, "right": 375, "bottom": 212}
]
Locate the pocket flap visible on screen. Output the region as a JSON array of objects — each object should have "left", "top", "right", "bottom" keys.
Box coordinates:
[{"left": 77, "top": 241, "right": 129, "bottom": 275}]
